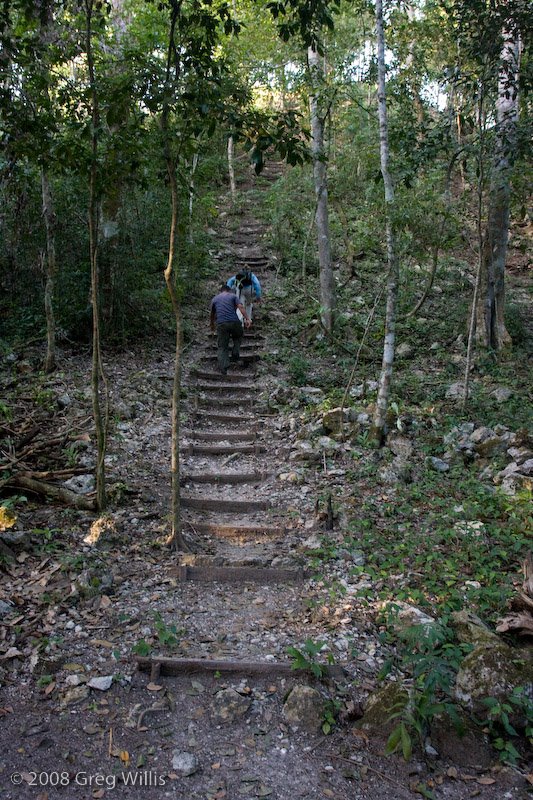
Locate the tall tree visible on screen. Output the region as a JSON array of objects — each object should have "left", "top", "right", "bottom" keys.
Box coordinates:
[
  {"left": 308, "top": 43, "right": 334, "bottom": 332},
  {"left": 372, "top": 0, "right": 399, "bottom": 446},
  {"left": 475, "top": 27, "right": 519, "bottom": 349}
]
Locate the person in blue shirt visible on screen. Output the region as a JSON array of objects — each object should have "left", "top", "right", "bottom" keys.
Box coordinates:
[
  {"left": 226, "top": 268, "right": 262, "bottom": 322},
  {"left": 210, "top": 284, "right": 251, "bottom": 374}
]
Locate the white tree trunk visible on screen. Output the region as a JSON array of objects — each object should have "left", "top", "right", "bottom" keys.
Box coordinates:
[
  {"left": 308, "top": 45, "right": 334, "bottom": 333},
  {"left": 476, "top": 31, "right": 519, "bottom": 350},
  {"left": 372, "top": 0, "right": 400, "bottom": 446},
  {"left": 41, "top": 168, "right": 57, "bottom": 373},
  {"left": 227, "top": 135, "right": 236, "bottom": 200}
]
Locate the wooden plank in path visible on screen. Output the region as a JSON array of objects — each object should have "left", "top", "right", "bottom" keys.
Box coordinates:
[
  {"left": 182, "top": 471, "right": 266, "bottom": 484},
  {"left": 134, "top": 656, "right": 346, "bottom": 680},
  {"left": 171, "top": 564, "right": 308, "bottom": 584},
  {"left": 200, "top": 353, "right": 260, "bottom": 364},
  {"left": 197, "top": 382, "right": 255, "bottom": 392},
  {"left": 186, "top": 522, "right": 284, "bottom": 539},
  {"left": 192, "top": 369, "right": 257, "bottom": 382},
  {"left": 191, "top": 431, "right": 257, "bottom": 442},
  {"left": 181, "top": 496, "right": 270, "bottom": 512},
  {"left": 193, "top": 411, "right": 255, "bottom": 424},
  {"left": 196, "top": 396, "right": 254, "bottom": 408},
  {"left": 183, "top": 443, "right": 264, "bottom": 456}
]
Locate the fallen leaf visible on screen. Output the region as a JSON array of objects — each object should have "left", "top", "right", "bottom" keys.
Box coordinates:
[
  {"left": 0, "top": 707, "right": 14, "bottom": 715},
  {"left": 44, "top": 681, "right": 56, "bottom": 696},
  {"left": 21, "top": 772, "right": 34, "bottom": 783},
  {"left": 147, "top": 682, "right": 163, "bottom": 691},
  {"left": 476, "top": 777, "right": 496, "bottom": 785},
  {"left": 447, "top": 767, "right": 458, "bottom": 779},
  {"left": 526, "top": 774, "right": 533, "bottom": 786},
  {"left": 2, "top": 647, "right": 23, "bottom": 659},
  {"left": 91, "top": 639, "right": 114, "bottom": 649},
  {"left": 92, "top": 790, "right": 105, "bottom": 799},
  {"left": 100, "top": 595, "right": 112, "bottom": 609},
  {"left": 120, "top": 750, "right": 130, "bottom": 766},
  {"left": 211, "top": 762, "right": 221, "bottom": 770}
]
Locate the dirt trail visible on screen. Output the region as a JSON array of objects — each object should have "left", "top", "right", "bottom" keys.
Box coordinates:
[{"left": 0, "top": 165, "right": 528, "bottom": 800}]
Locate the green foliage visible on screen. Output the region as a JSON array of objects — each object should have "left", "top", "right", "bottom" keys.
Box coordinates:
[
  {"left": 132, "top": 639, "right": 152, "bottom": 657},
  {"left": 479, "top": 689, "right": 533, "bottom": 765},
  {"left": 287, "top": 354, "right": 310, "bottom": 386},
  {"left": 154, "top": 612, "right": 183, "bottom": 650},
  {"left": 382, "top": 624, "right": 468, "bottom": 760},
  {"left": 287, "top": 638, "right": 332, "bottom": 678}
]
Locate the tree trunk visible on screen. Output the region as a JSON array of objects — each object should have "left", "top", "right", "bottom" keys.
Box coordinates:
[
  {"left": 371, "top": 0, "right": 400, "bottom": 447},
  {"left": 85, "top": 0, "right": 107, "bottom": 510},
  {"left": 188, "top": 150, "right": 200, "bottom": 243},
  {"left": 308, "top": 45, "right": 334, "bottom": 333},
  {"left": 163, "top": 145, "right": 187, "bottom": 551},
  {"left": 475, "top": 31, "right": 519, "bottom": 350},
  {"left": 227, "top": 135, "right": 236, "bottom": 200},
  {"left": 99, "top": 0, "right": 131, "bottom": 335},
  {"left": 41, "top": 167, "right": 57, "bottom": 373}
]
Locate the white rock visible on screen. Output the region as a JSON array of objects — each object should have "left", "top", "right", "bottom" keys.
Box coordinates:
[{"left": 88, "top": 675, "right": 113, "bottom": 691}]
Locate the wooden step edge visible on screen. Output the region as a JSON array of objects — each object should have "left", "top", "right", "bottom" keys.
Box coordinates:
[
  {"left": 182, "top": 444, "right": 265, "bottom": 455},
  {"left": 170, "top": 565, "right": 310, "bottom": 584},
  {"left": 181, "top": 497, "right": 270, "bottom": 512},
  {"left": 188, "top": 432, "right": 257, "bottom": 442},
  {"left": 193, "top": 412, "right": 256, "bottom": 423},
  {"left": 186, "top": 522, "right": 285, "bottom": 538},
  {"left": 181, "top": 471, "right": 267, "bottom": 484},
  {"left": 134, "top": 656, "right": 347, "bottom": 680}
]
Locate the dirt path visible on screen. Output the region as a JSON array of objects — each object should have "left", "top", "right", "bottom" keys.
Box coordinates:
[{"left": 0, "top": 166, "right": 529, "bottom": 800}]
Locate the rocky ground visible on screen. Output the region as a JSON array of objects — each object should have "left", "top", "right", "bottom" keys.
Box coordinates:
[{"left": 0, "top": 166, "right": 531, "bottom": 800}]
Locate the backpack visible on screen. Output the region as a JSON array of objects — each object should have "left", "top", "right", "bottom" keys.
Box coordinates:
[{"left": 235, "top": 270, "right": 253, "bottom": 290}]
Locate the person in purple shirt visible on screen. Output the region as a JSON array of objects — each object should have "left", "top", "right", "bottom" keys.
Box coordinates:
[{"left": 210, "top": 284, "right": 251, "bottom": 374}]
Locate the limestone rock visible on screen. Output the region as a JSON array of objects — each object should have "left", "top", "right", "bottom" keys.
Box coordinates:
[
  {"left": 282, "top": 684, "right": 325, "bottom": 732},
  {"left": 454, "top": 641, "right": 533, "bottom": 717},
  {"left": 396, "top": 343, "right": 413, "bottom": 359},
  {"left": 211, "top": 688, "right": 251, "bottom": 724},
  {"left": 382, "top": 601, "right": 436, "bottom": 634},
  {"left": 490, "top": 386, "right": 513, "bottom": 403},
  {"left": 356, "top": 682, "right": 408, "bottom": 736},
  {"left": 88, "top": 675, "right": 113, "bottom": 691},
  {"left": 428, "top": 457, "right": 450, "bottom": 473},
  {"left": 64, "top": 474, "right": 95, "bottom": 495},
  {"left": 450, "top": 610, "right": 499, "bottom": 647},
  {"left": 171, "top": 751, "right": 199, "bottom": 777},
  {"left": 322, "top": 408, "right": 347, "bottom": 435}
]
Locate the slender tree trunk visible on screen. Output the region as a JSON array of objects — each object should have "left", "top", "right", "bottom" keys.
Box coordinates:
[
  {"left": 161, "top": 2, "right": 187, "bottom": 550},
  {"left": 227, "top": 135, "right": 236, "bottom": 200},
  {"left": 85, "top": 0, "right": 107, "bottom": 510},
  {"left": 163, "top": 139, "right": 187, "bottom": 551},
  {"left": 371, "top": 0, "right": 400, "bottom": 446},
  {"left": 41, "top": 169, "right": 57, "bottom": 373},
  {"left": 188, "top": 150, "right": 200, "bottom": 244},
  {"left": 308, "top": 45, "right": 334, "bottom": 333},
  {"left": 475, "top": 31, "right": 519, "bottom": 350},
  {"left": 99, "top": 0, "right": 131, "bottom": 335}
]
